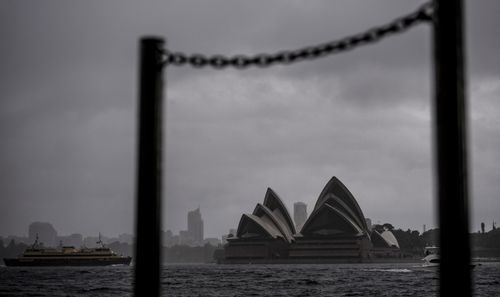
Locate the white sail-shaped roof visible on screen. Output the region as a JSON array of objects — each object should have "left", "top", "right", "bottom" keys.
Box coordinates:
[
  {"left": 253, "top": 203, "right": 294, "bottom": 243},
  {"left": 300, "top": 203, "right": 364, "bottom": 237},
  {"left": 380, "top": 230, "right": 400, "bottom": 248},
  {"left": 263, "top": 188, "right": 297, "bottom": 235},
  {"left": 321, "top": 194, "right": 367, "bottom": 234},
  {"left": 371, "top": 230, "right": 390, "bottom": 247},
  {"left": 313, "top": 177, "right": 368, "bottom": 231},
  {"left": 236, "top": 214, "right": 285, "bottom": 240}
]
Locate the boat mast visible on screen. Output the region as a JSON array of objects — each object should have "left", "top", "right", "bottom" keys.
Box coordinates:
[
  {"left": 96, "top": 232, "right": 105, "bottom": 248},
  {"left": 31, "top": 233, "right": 39, "bottom": 249}
]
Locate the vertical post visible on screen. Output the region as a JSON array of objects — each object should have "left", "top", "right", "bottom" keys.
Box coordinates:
[
  {"left": 134, "top": 37, "right": 165, "bottom": 297},
  {"left": 433, "top": 1, "right": 471, "bottom": 296}
]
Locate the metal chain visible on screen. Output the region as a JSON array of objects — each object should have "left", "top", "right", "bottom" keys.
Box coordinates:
[{"left": 163, "top": 2, "right": 433, "bottom": 69}]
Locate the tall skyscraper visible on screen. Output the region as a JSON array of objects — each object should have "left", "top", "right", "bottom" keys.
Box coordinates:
[
  {"left": 187, "top": 207, "right": 204, "bottom": 245},
  {"left": 293, "top": 202, "right": 307, "bottom": 231}
]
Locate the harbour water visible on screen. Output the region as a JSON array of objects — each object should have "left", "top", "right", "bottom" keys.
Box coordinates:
[{"left": 1, "top": 262, "right": 499, "bottom": 296}]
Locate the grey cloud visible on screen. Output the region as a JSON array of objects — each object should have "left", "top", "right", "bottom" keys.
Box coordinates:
[{"left": 1, "top": 0, "right": 499, "bottom": 238}]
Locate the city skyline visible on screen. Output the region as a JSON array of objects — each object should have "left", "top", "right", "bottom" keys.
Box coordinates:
[
  {"left": 0, "top": 193, "right": 495, "bottom": 239},
  {"left": 2, "top": 204, "right": 464, "bottom": 241},
  {"left": 4, "top": 216, "right": 498, "bottom": 248}
]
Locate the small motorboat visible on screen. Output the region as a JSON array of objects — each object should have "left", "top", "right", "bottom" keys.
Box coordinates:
[
  {"left": 422, "top": 246, "right": 440, "bottom": 267},
  {"left": 422, "top": 246, "right": 477, "bottom": 269}
]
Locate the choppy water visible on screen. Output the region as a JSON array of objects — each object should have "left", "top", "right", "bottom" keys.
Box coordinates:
[{"left": 1, "top": 262, "right": 500, "bottom": 296}]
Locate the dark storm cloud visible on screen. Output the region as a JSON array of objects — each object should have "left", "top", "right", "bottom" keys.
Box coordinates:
[
  {"left": 0, "top": 0, "right": 499, "bottom": 238},
  {"left": 467, "top": 1, "right": 500, "bottom": 78},
  {"left": 164, "top": 72, "right": 434, "bottom": 234}
]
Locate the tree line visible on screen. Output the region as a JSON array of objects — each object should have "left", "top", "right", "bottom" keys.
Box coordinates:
[{"left": 373, "top": 223, "right": 500, "bottom": 257}]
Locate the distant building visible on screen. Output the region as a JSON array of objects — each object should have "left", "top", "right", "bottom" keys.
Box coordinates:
[
  {"left": 163, "top": 230, "right": 179, "bottom": 247},
  {"left": 58, "top": 233, "right": 83, "bottom": 247},
  {"left": 5, "top": 235, "right": 30, "bottom": 245},
  {"left": 162, "top": 208, "right": 205, "bottom": 247},
  {"left": 294, "top": 202, "right": 308, "bottom": 231},
  {"left": 29, "top": 222, "right": 58, "bottom": 247},
  {"left": 188, "top": 208, "right": 204, "bottom": 245},
  {"left": 171, "top": 235, "right": 180, "bottom": 245},
  {"left": 204, "top": 238, "right": 221, "bottom": 246},
  {"left": 83, "top": 236, "right": 98, "bottom": 247},
  {"left": 221, "top": 176, "right": 399, "bottom": 263},
  {"left": 118, "top": 233, "right": 133, "bottom": 245},
  {"left": 179, "top": 230, "right": 194, "bottom": 246}
]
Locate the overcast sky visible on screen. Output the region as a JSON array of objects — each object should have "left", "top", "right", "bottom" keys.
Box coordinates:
[{"left": 1, "top": 0, "right": 499, "bottom": 239}]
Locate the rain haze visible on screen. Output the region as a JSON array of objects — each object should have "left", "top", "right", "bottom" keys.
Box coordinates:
[{"left": 1, "top": 0, "right": 500, "bottom": 240}]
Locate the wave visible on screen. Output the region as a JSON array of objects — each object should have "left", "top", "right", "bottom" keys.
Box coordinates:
[{"left": 361, "top": 268, "right": 412, "bottom": 273}]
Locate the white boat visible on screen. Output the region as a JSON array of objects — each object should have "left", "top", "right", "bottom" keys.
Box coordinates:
[{"left": 422, "top": 246, "right": 440, "bottom": 267}]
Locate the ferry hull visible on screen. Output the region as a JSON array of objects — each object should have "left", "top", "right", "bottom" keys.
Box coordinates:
[{"left": 3, "top": 256, "right": 132, "bottom": 267}]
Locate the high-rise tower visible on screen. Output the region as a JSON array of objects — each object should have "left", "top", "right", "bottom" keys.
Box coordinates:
[
  {"left": 294, "top": 202, "right": 307, "bottom": 232},
  {"left": 187, "top": 208, "right": 204, "bottom": 245}
]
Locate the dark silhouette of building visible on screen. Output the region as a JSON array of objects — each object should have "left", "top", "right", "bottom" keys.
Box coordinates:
[
  {"left": 221, "top": 177, "right": 400, "bottom": 263},
  {"left": 293, "top": 202, "right": 307, "bottom": 231},
  {"left": 58, "top": 233, "right": 83, "bottom": 247},
  {"left": 188, "top": 208, "right": 204, "bottom": 245}
]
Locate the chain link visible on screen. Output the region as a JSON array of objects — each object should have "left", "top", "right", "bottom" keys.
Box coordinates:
[{"left": 163, "top": 2, "right": 433, "bottom": 69}]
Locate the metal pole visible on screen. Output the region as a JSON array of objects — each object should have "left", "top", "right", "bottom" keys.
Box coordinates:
[
  {"left": 433, "top": 1, "right": 471, "bottom": 296},
  {"left": 134, "top": 37, "right": 165, "bottom": 297}
]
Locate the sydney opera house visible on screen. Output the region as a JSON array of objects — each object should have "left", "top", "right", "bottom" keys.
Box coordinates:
[{"left": 220, "top": 177, "right": 400, "bottom": 263}]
